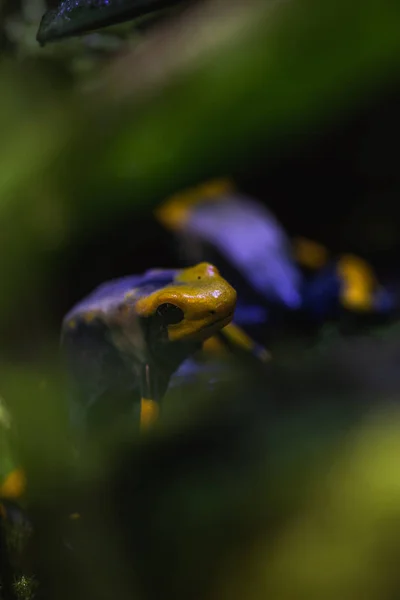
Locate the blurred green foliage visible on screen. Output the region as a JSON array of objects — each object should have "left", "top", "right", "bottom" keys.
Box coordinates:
[{"left": 1, "top": 0, "right": 400, "bottom": 599}]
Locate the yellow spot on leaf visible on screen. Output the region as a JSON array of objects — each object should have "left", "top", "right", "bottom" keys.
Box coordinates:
[{"left": 0, "top": 468, "right": 26, "bottom": 500}]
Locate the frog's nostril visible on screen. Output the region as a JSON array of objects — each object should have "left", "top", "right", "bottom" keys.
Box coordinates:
[{"left": 199, "top": 263, "right": 218, "bottom": 277}]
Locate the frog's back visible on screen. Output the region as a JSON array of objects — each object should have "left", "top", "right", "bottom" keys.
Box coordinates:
[
  {"left": 61, "top": 269, "right": 178, "bottom": 436},
  {"left": 62, "top": 270, "right": 177, "bottom": 328}
]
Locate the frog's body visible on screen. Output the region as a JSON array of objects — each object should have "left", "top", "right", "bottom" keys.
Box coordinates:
[
  {"left": 156, "top": 179, "right": 396, "bottom": 331},
  {"left": 62, "top": 262, "right": 236, "bottom": 436},
  {"left": 1, "top": 262, "right": 268, "bottom": 510},
  {"left": 156, "top": 179, "right": 302, "bottom": 314}
]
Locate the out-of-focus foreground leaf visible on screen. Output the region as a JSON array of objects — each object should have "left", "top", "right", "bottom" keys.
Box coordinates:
[{"left": 21, "top": 345, "right": 400, "bottom": 600}]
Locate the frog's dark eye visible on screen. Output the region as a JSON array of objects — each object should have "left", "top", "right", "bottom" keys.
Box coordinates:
[{"left": 156, "top": 303, "right": 184, "bottom": 325}]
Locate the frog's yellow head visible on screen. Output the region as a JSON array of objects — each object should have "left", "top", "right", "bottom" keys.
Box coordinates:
[{"left": 135, "top": 263, "right": 237, "bottom": 343}]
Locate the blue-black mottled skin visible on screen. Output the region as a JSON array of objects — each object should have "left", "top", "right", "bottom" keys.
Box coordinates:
[
  {"left": 156, "top": 181, "right": 397, "bottom": 337},
  {"left": 300, "top": 263, "right": 394, "bottom": 321},
  {"left": 36, "top": 0, "right": 190, "bottom": 45},
  {"left": 61, "top": 263, "right": 237, "bottom": 437},
  {"left": 63, "top": 272, "right": 174, "bottom": 434}
]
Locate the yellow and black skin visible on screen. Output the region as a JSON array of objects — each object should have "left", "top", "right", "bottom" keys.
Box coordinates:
[
  {"left": 156, "top": 178, "right": 382, "bottom": 315},
  {"left": 1, "top": 263, "right": 236, "bottom": 523},
  {"left": 0, "top": 185, "right": 380, "bottom": 516},
  {"left": 0, "top": 262, "right": 270, "bottom": 521},
  {"left": 292, "top": 237, "right": 379, "bottom": 313},
  {"left": 62, "top": 262, "right": 237, "bottom": 435},
  {"left": 0, "top": 470, "right": 26, "bottom": 509}
]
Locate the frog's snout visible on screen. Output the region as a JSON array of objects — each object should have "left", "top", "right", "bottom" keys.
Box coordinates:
[
  {"left": 171, "top": 262, "right": 237, "bottom": 340},
  {"left": 137, "top": 262, "right": 237, "bottom": 342},
  {"left": 207, "top": 288, "right": 236, "bottom": 325},
  {"left": 175, "top": 262, "right": 220, "bottom": 283}
]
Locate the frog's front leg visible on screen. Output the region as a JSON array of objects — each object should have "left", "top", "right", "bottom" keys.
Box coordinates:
[{"left": 203, "top": 324, "right": 270, "bottom": 364}]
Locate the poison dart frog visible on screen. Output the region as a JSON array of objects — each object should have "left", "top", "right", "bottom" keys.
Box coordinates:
[
  {"left": 62, "top": 262, "right": 239, "bottom": 436},
  {"left": 0, "top": 263, "right": 269, "bottom": 517},
  {"left": 156, "top": 179, "right": 395, "bottom": 328}
]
